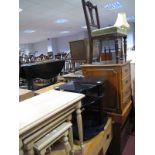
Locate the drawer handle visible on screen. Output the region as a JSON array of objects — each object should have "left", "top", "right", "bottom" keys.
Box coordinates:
[
  {"left": 106, "top": 134, "right": 110, "bottom": 140},
  {"left": 125, "top": 80, "right": 128, "bottom": 84}
]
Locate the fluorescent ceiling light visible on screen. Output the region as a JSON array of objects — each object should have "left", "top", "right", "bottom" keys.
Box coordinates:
[
  {"left": 81, "top": 26, "right": 87, "bottom": 29},
  {"left": 55, "top": 19, "right": 68, "bottom": 24},
  {"left": 24, "top": 29, "right": 35, "bottom": 33},
  {"left": 60, "top": 31, "right": 70, "bottom": 34},
  {"left": 19, "top": 8, "right": 23, "bottom": 12},
  {"left": 104, "top": 1, "right": 122, "bottom": 10}
]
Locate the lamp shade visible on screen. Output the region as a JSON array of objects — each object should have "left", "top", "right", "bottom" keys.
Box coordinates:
[{"left": 114, "top": 12, "right": 130, "bottom": 29}]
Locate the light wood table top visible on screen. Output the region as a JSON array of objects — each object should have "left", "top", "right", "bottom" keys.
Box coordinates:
[
  {"left": 19, "top": 90, "right": 85, "bottom": 135},
  {"left": 35, "top": 82, "right": 64, "bottom": 94},
  {"left": 19, "top": 88, "right": 34, "bottom": 102}
]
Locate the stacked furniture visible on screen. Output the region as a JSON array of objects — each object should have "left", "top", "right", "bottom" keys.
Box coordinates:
[
  {"left": 19, "top": 90, "right": 85, "bottom": 155},
  {"left": 81, "top": 60, "right": 133, "bottom": 155},
  {"left": 55, "top": 77, "right": 108, "bottom": 141}
]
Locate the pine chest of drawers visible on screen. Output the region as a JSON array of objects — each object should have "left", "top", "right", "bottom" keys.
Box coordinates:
[{"left": 81, "top": 61, "right": 132, "bottom": 114}]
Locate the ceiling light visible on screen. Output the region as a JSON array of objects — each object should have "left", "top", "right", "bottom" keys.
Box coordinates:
[
  {"left": 19, "top": 8, "right": 23, "bottom": 12},
  {"left": 23, "top": 29, "right": 35, "bottom": 33},
  {"left": 60, "top": 31, "right": 70, "bottom": 34},
  {"left": 81, "top": 26, "right": 87, "bottom": 29},
  {"left": 104, "top": 1, "right": 122, "bottom": 10},
  {"left": 55, "top": 19, "right": 68, "bottom": 24}
]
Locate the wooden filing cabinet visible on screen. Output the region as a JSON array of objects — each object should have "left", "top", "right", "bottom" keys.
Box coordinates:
[{"left": 81, "top": 61, "right": 132, "bottom": 114}]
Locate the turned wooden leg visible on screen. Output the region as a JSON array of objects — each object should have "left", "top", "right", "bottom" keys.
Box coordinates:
[
  {"left": 115, "top": 36, "right": 119, "bottom": 63},
  {"left": 69, "top": 126, "right": 74, "bottom": 155},
  {"left": 99, "top": 40, "right": 102, "bottom": 61},
  {"left": 123, "top": 36, "right": 127, "bottom": 61},
  {"left": 120, "top": 37, "right": 123, "bottom": 60},
  {"left": 63, "top": 132, "right": 70, "bottom": 155},
  {"left": 67, "top": 115, "right": 74, "bottom": 155},
  {"left": 76, "top": 102, "right": 84, "bottom": 153}
]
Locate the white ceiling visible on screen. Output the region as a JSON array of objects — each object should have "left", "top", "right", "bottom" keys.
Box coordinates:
[{"left": 19, "top": 0, "right": 135, "bottom": 44}]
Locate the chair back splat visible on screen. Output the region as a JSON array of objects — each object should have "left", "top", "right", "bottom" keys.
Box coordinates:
[
  {"left": 82, "top": 0, "right": 101, "bottom": 63},
  {"left": 81, "top": 0, "right": 128, "bottom": 64}
]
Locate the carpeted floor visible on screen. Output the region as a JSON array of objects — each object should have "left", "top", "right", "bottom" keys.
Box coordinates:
[{"left": 122, "top": 133, "right": 135, "bottom": 155}]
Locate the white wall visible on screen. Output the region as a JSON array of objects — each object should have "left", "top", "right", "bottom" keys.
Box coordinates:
[
  {"left": 19, "top": 25, "right": 135, "bottom": 55},
  {"left": 55, "top": 31, "right": 87, "bottom": 53}
]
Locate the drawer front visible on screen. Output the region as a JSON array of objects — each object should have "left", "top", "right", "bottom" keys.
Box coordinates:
[
  {"left": 102, "top": 119, "right": 113, "bottom": 154},
  {"left": 121, "top": 86, "right": 131, "bottom": 109},
  {"left": 122, "top": 74, "right": 131, "bottom": 90},
  {"left": 122, "top": 64, "right": 130, "bottom": 78}
]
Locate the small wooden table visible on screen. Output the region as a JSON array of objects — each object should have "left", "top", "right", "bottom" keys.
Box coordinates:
[
  {"left": 19, "top": 88, "right": 34, "bottom": 102},
  {"left": 19, "top": 90, "right": 85, "bottom": 155}
]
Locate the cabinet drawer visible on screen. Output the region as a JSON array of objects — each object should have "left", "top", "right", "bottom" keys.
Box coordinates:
[
  {"left": 121, "top": 86, "right": 131, "bottom": 105},
  {"left": 122, "top": 64, "right": 130, "bottom": 78},
  {"left": 122, "top": 74, "right": 131, "bottom": 90},
  {"left": 102, "top": 119, "right": 113, "bottom": 154}
]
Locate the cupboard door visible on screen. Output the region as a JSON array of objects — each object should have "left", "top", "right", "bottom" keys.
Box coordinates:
[{"left": 82, "top": 67, "right": 121, "bottom": 113}]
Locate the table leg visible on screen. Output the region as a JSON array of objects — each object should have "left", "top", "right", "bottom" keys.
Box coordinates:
[
  {"left": 67, "top": 115, "right": 74, "bottom": 155},
  {"left": 63, "top": 131, "right": 70, "bottom": 155},
  {"left": 120, "top": 38, "right": 123, "bottom": 60},
  {"left": 76, "top": 101, "right": 84, "bottom": 153},
  {"left": 123, "top": 36, "right": 127, "bottom": 61},
  {"left": 115, "top": 36, "right": 119, "bottom": 63}
]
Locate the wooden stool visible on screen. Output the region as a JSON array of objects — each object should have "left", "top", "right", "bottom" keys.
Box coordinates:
[{"left": 33, "top": 122, "right": 74, "bottom": 155}]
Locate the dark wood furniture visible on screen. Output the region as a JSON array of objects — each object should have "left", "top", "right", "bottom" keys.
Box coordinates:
[
  {"left": 81, "top": 61, "right": 132, "bottom": 114},
  {"left": 20, "top": 60, "right": 65, "bottom": 90},
  {"left": 81, "top": 0, "right": 127, "bottom": 63},
  {"left": 81, "top": 61, "right": 133, "bottom": 155}
]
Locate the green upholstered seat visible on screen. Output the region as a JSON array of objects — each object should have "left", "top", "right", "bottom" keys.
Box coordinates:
[{"left": 91, "top": 26, "right": 127, "bottom": 37}]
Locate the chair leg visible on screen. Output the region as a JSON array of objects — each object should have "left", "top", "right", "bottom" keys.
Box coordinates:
[
  {"left": 89, "top": 39, "right": 93, "bottom": 64},
  {"left": 123, "top": 36, "right": 127, "bottom": 61},
  {"left": 120, "top": 38, "right": 123, "bottom": 60},
  {"left": 114, "top": 37, "right": 119, "bottom": 63},
  {"left": 98, "top": 40, "right": 102, "bottom": 61}
]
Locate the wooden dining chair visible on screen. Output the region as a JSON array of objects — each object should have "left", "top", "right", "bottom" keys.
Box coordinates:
[{"left": 81, "top": 0, "right": 128, "bottom": 63}]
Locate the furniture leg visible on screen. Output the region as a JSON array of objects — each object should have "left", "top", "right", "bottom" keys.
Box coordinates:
[
  {"left": 76, "top": 102, "right": 84, "bottom": 153},
  {"left": 120, "top": 38, "right": 123, "bottom": 60},
  {"left": 99, "top": 40, "right": 102, "bottom": 61},
  {"left": 63, "top": 132, "right": 70, "bottom": 155},
  {"left": 89, "top": 39, "right": 93, "bottom": 63},
  {"left": 115, "top": 36, "right": 119, "bottom": 63},
  {"left": 123, "top": 36, "right": 127, "bottom": 61},
  {"left": 67, "top": 115, "right": 74, "bottom": 155}
]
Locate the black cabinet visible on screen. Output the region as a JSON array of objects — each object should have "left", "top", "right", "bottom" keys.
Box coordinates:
[{"left": 55, "top": 77, "right": 108, "bottom": 140}]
